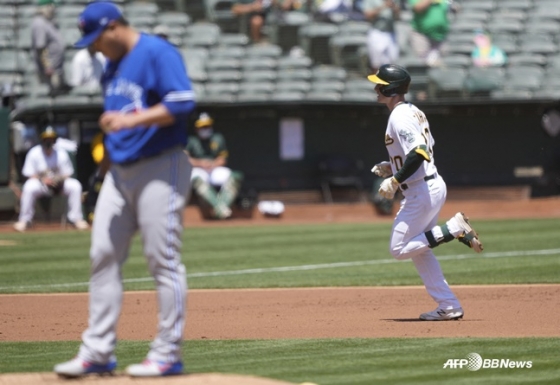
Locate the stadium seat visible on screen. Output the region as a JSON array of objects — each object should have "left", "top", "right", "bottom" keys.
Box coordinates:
[
  {"left": 495, "top": 0, "right": 532, "bottom": 11},
  {"left": 238, "top": 81, "right": 275, "bottom": 94},
  {"left": 487, "top": 9, "right": 524, "bottom": 21},
  {"left": 205, "top": 58, "right": 241, "bottom": 72},
  {"left": 507, "top": 53, "right": 548, "bottom": 67},
  {"left": 519, "top": 41, "right": 557, "bottom": 56},
  {"left": 505, "top": 66, "right": 544, "bottom": 91},
  {"left": 242, "top": 69, "right": 278, "bottom": 82},
  {"left": 270, "top": 91, "right": 305, "bottom": 101},
  {"left": 205, "top": 0, "right": 238, "bottom": 33},
  {"left": 427, "top": 67, "right": 467, "bottom": 99},
  {"left": 204, "top": 82, "right": 239, "bottom": 95},
  {"left": 276, "top": 68, "right": 312, "bottom": 82},
  {"left": 186, "top": 22, "right": 221, "bottom": 39},
  {"left": 210, "top": 46, "right": 246, "bottom": 59},
  {"left": 275, "top": 81, "right": 311, "bottom": 93},
  {"left": 267, "top": 11, "right": 311, "bottom": 53},
  {"left": 276, "top": 56, "right": 312, "bottom": 71},
  {"left": 124, "top": 2, "right": 159, "bottom": 16},
  {"left": 446, "top": 32, "right": 477, "bottom": 46},
  {"left": 298, "top": 22, "right": 339, "bottom": 65},
  {"left": 52, "top": 95, "right": 90, "bottom": 106},
  {"left": 311, "top": 66, "right": 347, "bottom": 82},
  {"left": 219, "top": 33, "right": 250, "bottom": 47},
  {"left": 449, "top": 20, "right": 484, "bottom": 34},
  {"left": 183, "top": 34, "right": 219, "bottom": 49},
  {"left": 529, "top": 7, "right": 560, "bottom": 21},
  {"left": 245, "top": 44, "right": 283, "bottom": 59},
  {"left": 524, "top": 21, "right": 560, "bottom": 35},
  {"left": 306, "top": 91, "right": 341, "bottom": 101},
  {"left": 192, "top": 82, "right": 205, "bottom": 100},
  {"left": 309, "top": 81, "right": 345, "bottom": 93},
  {"left": 157, "top": 12, "right": 191, "bottom": 29},
  {"left": 491, "top": 33, "right": 519, "bottom": 56},
  {"left": 490, "top": 89, "right": 532, "bottom": 100},
  {"left": 198, "top": 94, "right": 236, "bottom": 103},
  {"left": 237, "top": 92, "right": 271, "bottom": 102},
  {"left": 206, "top": 70, "right": 242, "bottom": 83},
  {"left": 341, "top": 91, "right": 376, "bottom": 102},
  {"left": 0, "top": 50, "right": 28, "bottom": 73},
  {"left": 463, "top": 67, "right": 505, "bottom": 98},
  {"left": 344, "top": 78, "right": 375, "bottom": 93},
  {"left": 459, "top": 0, "right": 496, "bottom": 12},
  {"left": 329, "top": 34, "right": 368, "bottom": 71},
  {"left": 445, "top": 43, "right": 475, "bottom": 57},
  {"left": 241, "top": 57, "right": 277, "bottom": 71},
  {"left": 337, "top": 21, "right": 370, "bottom": 36},
  {"left": 486, "top": 19, "right": 524, "bottom": 35},
  {"left": 441, "top": 55, "right": 471, "bottom": 68}
]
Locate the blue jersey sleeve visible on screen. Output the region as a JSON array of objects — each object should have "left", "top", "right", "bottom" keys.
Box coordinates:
[{"left": 155, "top": 44, "right": 196, "bottom": 118}]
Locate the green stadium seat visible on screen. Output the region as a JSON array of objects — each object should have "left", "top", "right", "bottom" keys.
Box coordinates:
[
  {"left": 427, "top": 67, "right": 467, "bottom": 99},
  {"left": 206, "top": 70, "right": 242, "bottom": 83},
  {"left": 204, "top": 82, "right": 239, "bottom": 95},
  {"left": 238, "top": 82, "right": 275, "bottom": 94},
  {"left": 344, "top": 78, "right": 374, "bottom": 93},
  {"left": 306, "top": 91, "right": 341, "bottom": 101},
  {"left": 341, "top": 91, "right": 376, "bottom": 102},
  {"left": 270, "top": 91, "right": 305, "bottom": 102},
  {"left": 245, "top": 44, "right": 283, "bottom": 59},
  {"left": 276, "top": 56, "right": 312, "bottom": 71},
  {"left": 311, "top": 66, "right": 347, "bottom": 82},
  {"left": 490, "top": 89, "right": 532, "bottom": 100},
  {"left": 210, "top": 46, "right": 246, "bottom": 59},
  {"left": 507, "top": 53, "right": 548, "bottom": 67},
  {"left": 241, "top": 57, "right": 277, "bottom": 71},
  {"left": 329, "top": 34, "right": 368, "bottom": 71},
  {"left": 157, "top": 12, "right": 191, "bottom": 29},
  {"left": 275, "top": 81, "right": 311, "bottom": 93},
  {"left": 267, "top": 11, "right": 311, "bottom": 53},
  {"left": 276, "top": 68, "right": 312, "bottom": 82},
  {"left": 441, "top": 55, "right": 471, "bottom": 68},
  {"left": 298, "top": 22, "right": 339, "bottom": 65},
  {"left": 463, "top": 67, "right": 505, "bottom": 98},
  {"left": 242, "top": 69, "right": 278, "bottom": 82},
  {"left": 219, "top": 33, "right": 250, "bottom": 47},
  {"left": 310, "top": 81, "right": 345, "bottom": 93},
  {"left": 205, "top": 58, "right": 241, "bottom": 72},
  {"left": 337, "top": 21, "right": 370, "bottom": 36}
]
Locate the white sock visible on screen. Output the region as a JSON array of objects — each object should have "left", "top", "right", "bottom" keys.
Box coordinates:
[
  {"left": 446, "top": 217, "right": 462, "bottom": 237},
  {"left": 432, "top": 226, "right": 444, "bottom": 241}
]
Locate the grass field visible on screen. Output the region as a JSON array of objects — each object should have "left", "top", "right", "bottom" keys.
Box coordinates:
[{"left": 1, "top": 217, "right": 559, "bottom": 384}]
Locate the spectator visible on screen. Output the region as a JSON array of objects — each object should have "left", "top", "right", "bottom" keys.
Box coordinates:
[
  {"left": 232, "top": 0, "right": 273, "bottom": 43},
  {"left": 70, "top": 45, "right": 106, "bottom": 87},
  {"left": 186, "top": 113, "right": 242, "bottom": 220},
  {"left": 363, "top": 0, "right": 400, "bottom": 71},
  {"left": 471, "top": 30, "right": 507, "bottom": 68},
  {"left": 278, "top": 0, "right": 309, "bottom": 12},
  {"left": 31, "top": 0, "right": 71, "bottom": 95},
  {"left": 313, "top": 0, "right": 353, "bottom": 22},
  {"left": 13, "top": 126, "right": 89, "bottom": 232},
  {"left": 408, "top": 0, "right": 456, "bottom": 67}
]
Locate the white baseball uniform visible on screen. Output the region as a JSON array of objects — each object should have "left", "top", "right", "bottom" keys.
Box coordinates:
[
  {"left": 384, "top": 102, "right": 461, "bottom": 310},
  {"left": 18, "top": 144, "right": 85, "bottom": 224}
]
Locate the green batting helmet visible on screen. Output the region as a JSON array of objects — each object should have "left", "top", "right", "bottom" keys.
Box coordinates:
[{"left": 367, "top": 64, "right": 411, "bottom": 97}]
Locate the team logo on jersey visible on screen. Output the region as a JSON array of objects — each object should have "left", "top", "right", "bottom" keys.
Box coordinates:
[
  {"left": 385, "top": 134, "right": 394, "bottom": 145},
  {"left": 398, "top": 129, "right": 415, "bottom": 144}
]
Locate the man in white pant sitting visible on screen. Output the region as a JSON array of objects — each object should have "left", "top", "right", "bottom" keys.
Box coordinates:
[
  {"left": 14, "top": 126, "right": 89, "bottom": 232},
  {"left": 185, "top": 113, "right": 242, "bottom": 219}
]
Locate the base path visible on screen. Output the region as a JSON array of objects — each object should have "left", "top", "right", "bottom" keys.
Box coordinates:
[{"left": 1, "top": 285, "right": 559, "bottom": 342}]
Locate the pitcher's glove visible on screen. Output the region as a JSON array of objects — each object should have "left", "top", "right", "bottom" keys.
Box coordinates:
[
  {"left": 379, "top": 177, "right": 399, "bottom": 199},
  {"left": 371, "top": 161, "right": 392, "bottom": 178}
]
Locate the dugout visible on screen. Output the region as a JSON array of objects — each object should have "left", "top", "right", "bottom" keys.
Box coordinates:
[{"left": 4, "top": 97, "right": 560, "bottom": 212}]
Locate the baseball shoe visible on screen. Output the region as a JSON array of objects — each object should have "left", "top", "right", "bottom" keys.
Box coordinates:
[
  {"left": 452, "top": 212, "right": 483, "bottom": 253},
  {"left": 13, "top": 221, "right": 29, "bottom": 232},
  {"left": 72, "top": 219, "right": 90, "bottom": 230},
  {"left": 126, "top": 359, "right": 183, "bottom": 377},
  {"left": 420, "top": 307, "right": 464, "bottom": 321},
  {"left": 53, "top": 357, "right": 117, "bottom": 378}
]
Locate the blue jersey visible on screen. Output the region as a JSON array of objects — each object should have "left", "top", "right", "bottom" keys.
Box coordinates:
[{"left": 101, "top": 34, "right": 196, "bottom": 164}]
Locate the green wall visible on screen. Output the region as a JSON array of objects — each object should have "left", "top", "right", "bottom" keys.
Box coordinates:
[
  {"left": 0, "top": 108, "right": 10, "bottom": 186},
  {"left": 10, "top": 100, "right": 560, "bottom": 197}
]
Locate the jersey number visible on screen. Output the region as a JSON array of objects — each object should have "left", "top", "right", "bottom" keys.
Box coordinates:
[{"left": 390, "top": 127, "right": 433, "bottom": 171}]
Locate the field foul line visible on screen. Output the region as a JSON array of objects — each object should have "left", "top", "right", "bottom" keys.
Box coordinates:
[{"left": 1, "top": 248, "right": 559, "bottom": 292}]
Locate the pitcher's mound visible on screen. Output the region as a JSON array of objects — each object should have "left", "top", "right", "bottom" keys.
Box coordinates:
[{"left": 0, "top": 373, "right": 299, "bottom": 385}]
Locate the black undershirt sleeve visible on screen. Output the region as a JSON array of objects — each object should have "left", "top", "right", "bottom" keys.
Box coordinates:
[{"left": 393, "top": 145, "right": 430, "bottom": 183}]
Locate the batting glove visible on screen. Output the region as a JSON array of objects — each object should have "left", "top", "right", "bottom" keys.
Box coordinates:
[
  {"left": 371, "top": 161, "right": 392, "bottom": 178},
  {"left": 379, "top": 177, "right": 399, "bottom": 199}
]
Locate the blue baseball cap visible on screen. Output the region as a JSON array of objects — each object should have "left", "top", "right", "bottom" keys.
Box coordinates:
[{"left": 75, "top": 1, "right": 123, "bottom": 48}]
